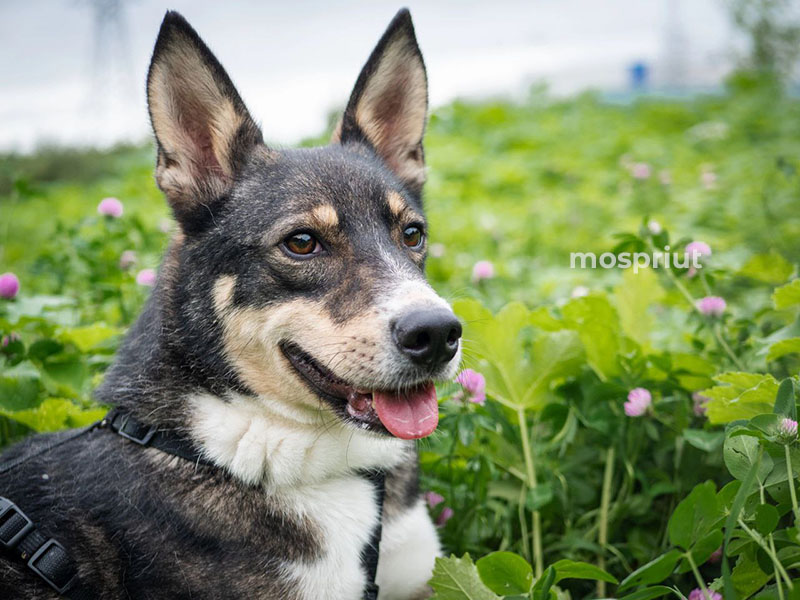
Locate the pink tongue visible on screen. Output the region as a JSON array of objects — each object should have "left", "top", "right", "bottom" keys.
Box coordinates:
[{"left": 373, "top": 382, "right": 439, "bottom": 440}]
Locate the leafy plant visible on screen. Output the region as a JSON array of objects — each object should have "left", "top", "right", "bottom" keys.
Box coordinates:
[{"left": 3, "top": 77, "right": 800, "bottom": 599}]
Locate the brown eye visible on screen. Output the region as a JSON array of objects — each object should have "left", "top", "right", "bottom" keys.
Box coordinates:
[
  {"left": 403, "top": 226, "right": 424, "bottom": 249},
  {"left": 283, "top": 233, "right": 321, "bottom": 257}
]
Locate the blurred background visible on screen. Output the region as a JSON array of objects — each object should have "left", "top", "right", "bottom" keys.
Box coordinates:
[
  {"left": 0, "top": 0, "right": 790, "bottom": 151},
  {"left": 2, "top": 0, "right": 800, "bottom": 304}
]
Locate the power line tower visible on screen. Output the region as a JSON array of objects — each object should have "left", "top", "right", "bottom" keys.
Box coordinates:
[{"left": 81, "top": 0, "right": 135, "bottom": 116}]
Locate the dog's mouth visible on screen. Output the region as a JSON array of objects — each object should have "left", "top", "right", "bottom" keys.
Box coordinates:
[{"left": 280, "top": 342, "right": 438, "bottom": 440}]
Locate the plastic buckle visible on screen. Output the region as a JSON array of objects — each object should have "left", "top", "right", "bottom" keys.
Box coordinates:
[
  {"left": 117, "top": 415, "right": 157, "bottom": 445},
  {"left": 0, "top": 497, "right": 33, "bottom": 549},
  {"left": 28, "top": 538, "right": 77, "bottom": 594}
]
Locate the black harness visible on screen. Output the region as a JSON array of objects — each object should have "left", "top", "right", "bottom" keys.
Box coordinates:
[{"left": 0, "top": 409, "right": 385, "bottom": 599}]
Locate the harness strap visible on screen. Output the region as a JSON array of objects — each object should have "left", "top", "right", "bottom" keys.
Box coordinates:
[
  {"left": 0, "top": 409, "right": 209, "bottom": 598},
  {"left": 105, "top": 408, "right": 212, "bottom": 466},
  {"left": 0, "top": 497, "right": 91, "bottom": 599},
  {"left": 361, "top": 469, "right": 386, "bottom": 600}
]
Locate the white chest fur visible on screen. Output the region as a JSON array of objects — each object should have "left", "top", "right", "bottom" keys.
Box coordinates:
[
  {"left": 281, "top": 476, "right": 378, "bottom": 600},
  {"left": 188, "top": 392, "right": 440, "bottom": 598},
  {"left": 280, "top": 480, "right": 440, "bottom": 600},
  {"left": 377, "top": 499, "right": 440, "bottom": 599}
]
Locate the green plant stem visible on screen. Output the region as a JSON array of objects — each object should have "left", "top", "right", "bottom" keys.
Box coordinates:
[
  {"left": 517, "top": 408, "right": 543, "bottom": 578},
  {"left": 769, "top": 535, "right": 785, "bottom": 600},
  {"left": 712, "top": 323, "right": 745, "bottom": 371},
  {"left": 597, "top": 446, "right": 615, "bottom": 598},
  {"left": 659, "top": 254, "right": 745, "bottom": 370},
  {"left": 518, "top": 484, "right": 531, "bottom": 564},
  {"left": 785, "top": 445, "right": 800, "bottom": 526},
  {"left": 760, "top": 485, "right": 785, "bottom": 600},
  {"left": 532, "top": 509, "right": 543, "bottom": 581},
  {"left": 685, "top": 552, "right": 711, "bottom": 600},
  {"left": 738, "top": 519, "right": 794, "bottom": 589}
]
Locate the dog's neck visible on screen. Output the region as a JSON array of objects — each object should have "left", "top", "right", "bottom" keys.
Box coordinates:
[{"left": 188, "top": 392, "right": 410, "bottom": 488}]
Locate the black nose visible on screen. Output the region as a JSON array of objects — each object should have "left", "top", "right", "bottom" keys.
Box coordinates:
[{"left": 392, "top": 309, "right": 462, "bottom": 367}]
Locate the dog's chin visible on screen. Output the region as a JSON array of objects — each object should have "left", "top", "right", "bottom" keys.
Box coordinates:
[{"left": 279, "top": 341, "right": 450, "bottom": 440}]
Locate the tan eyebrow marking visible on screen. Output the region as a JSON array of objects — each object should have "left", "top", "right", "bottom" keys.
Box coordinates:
[
  {"left": 213, "top": 275, "right": 236, "bottom": 313},
  {"left": 310, "top": 204, "right": 339, "bottom": 228},
  {"left": 387, "top": 191, "right": 408, "bottom": 217}
]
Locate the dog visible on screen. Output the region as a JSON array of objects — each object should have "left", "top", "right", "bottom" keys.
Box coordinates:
[{"left": 0, "top": 8, "right": 462, "bottom": 599}]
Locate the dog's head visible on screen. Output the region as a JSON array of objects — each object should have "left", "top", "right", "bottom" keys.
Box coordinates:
[{"left": 146, "top": 10, "right": 461, "bottom": 441}]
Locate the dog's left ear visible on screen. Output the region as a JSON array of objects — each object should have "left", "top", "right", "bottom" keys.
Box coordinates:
[{"left": 336, "top": 8, "right": 428, "bottom": 195}]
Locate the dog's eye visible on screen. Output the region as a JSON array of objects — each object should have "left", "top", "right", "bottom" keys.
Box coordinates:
[
  {"left": 403, "top": 226, "right": 424, "bottom": 249},
  {"left": 283, "top": 233, "right": 321, "bottom": 257}
]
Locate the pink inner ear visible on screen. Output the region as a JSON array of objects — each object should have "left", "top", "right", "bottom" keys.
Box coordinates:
[
  {"left": 177, "top": 99, "right": 224, "bottom": 177},
  {"left": 371, "top": 67, "right": 416, "bottom": 143},
  {"left": 372, "top": 79, "right": 427, "bottom": 188},
  {"left": 188, "top": 125, "right": 223, "bottom": 174},
  {"left": 362, "top": 69, "right": 425, "bottom": 183}
]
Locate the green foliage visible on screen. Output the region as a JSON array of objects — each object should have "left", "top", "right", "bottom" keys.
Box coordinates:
[
  {"left": 431, "top": 554, "right": 501, "bottom": 600},
  {"left": 453, "top": 299, "right": 583, "bottom": 410},
  {"left": 767, "top": 338, "right": 800, "bottom": 362},
  {"left": 431, "top": 553, "right": 617, "bottom": 599},
  {"left": 667, "top": 481, "right": 723, "bottom": 552},
  {"left": 561, "top": 295, "right": 621, "bottom": 380},
  {"left": 738, "top": 251, "right": 794, "bottom": 284},
  {"left": 550, "top": 559, "right": 618, "bottom": 584},
  {"left": 3, "top": 83, "right": 800, "bottom": 599},
  {"left": 476, "top": 552, "right": 533, "bottom": 596},
  {"left": 703, "top": 374, "right": 780, "bottom": 424},
  {"left": 774, "top": 280, "right": 800, "bottom": 310},
  {"left": 615, "top": 267, "right": 665, "bottom": 349},
  {"left": 618, "top": 551, "right": 684, "bottom": 592}
]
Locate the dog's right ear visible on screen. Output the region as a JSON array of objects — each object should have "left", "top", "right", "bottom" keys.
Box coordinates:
[{"left": 147, "top": 11, "right": 263, "bottom": 232}]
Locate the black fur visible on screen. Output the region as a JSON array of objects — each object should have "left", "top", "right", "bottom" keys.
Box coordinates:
[{"left": 1, "top": 430, "right": 318, "bottom": 598}]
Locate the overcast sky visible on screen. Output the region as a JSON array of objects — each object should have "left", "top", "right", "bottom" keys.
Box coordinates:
[{"left": 0, "top": 0, "right": 741, "bottom": 152}]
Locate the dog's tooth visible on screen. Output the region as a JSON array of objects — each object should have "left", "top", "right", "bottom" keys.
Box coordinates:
[{"left": 347, "top": 390, "right": 372, "bottom": 413}]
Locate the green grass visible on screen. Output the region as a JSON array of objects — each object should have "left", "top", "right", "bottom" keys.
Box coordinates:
[{"left": 2, "top": 79, "right": 800, "bottom": 599}]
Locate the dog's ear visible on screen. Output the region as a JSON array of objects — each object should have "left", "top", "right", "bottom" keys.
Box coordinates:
[
  {"left": 147, "top": 11, "right": 263, "bottom": 231},
  {"left": 337, "top": 9, "right": 428, "bottom": 195}
]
